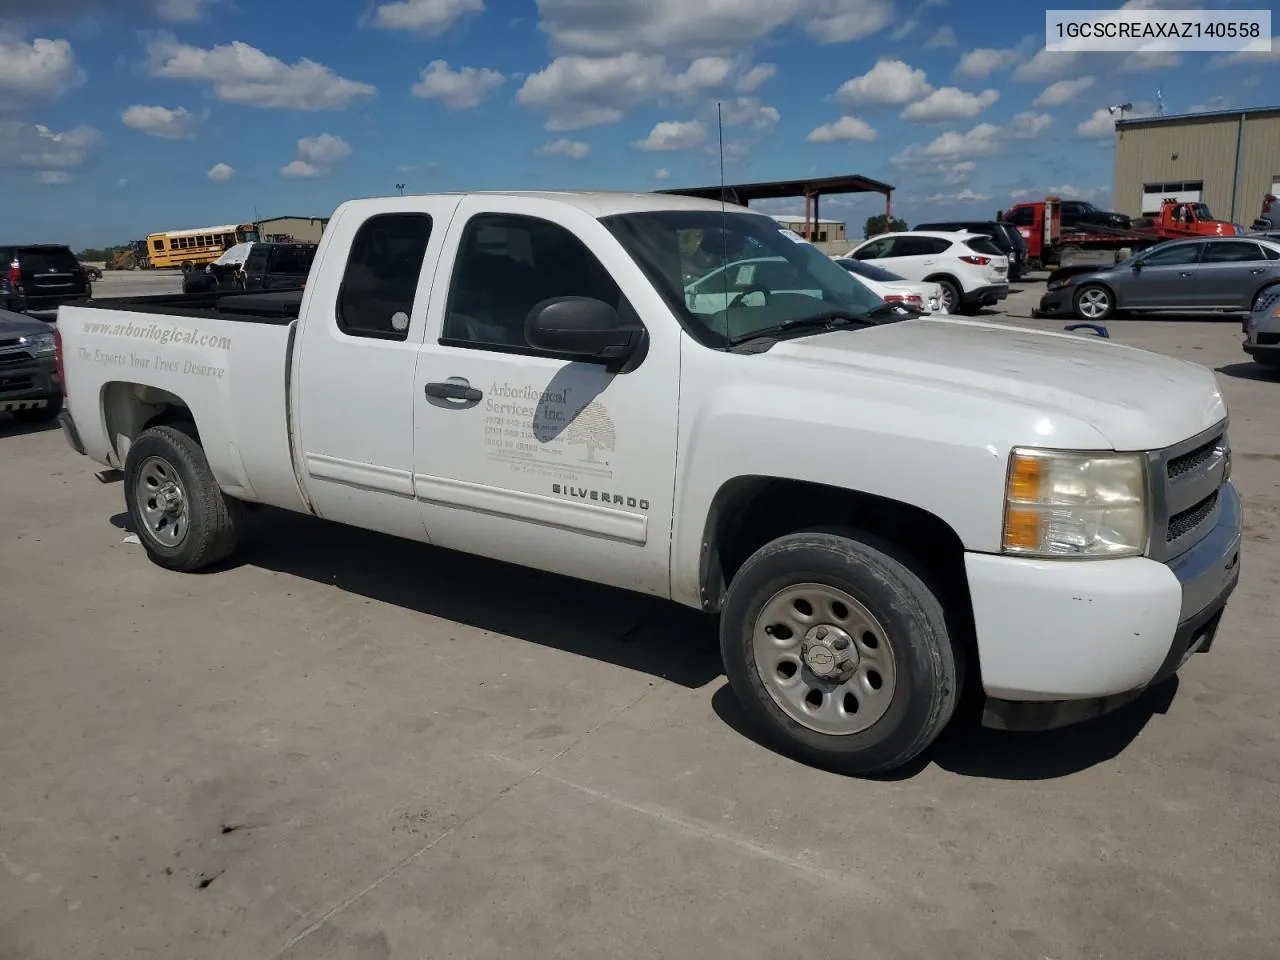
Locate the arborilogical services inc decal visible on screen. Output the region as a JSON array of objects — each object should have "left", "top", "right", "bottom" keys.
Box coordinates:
[{"left": 483, "top": 379, "right": 650, "bottom": 512}]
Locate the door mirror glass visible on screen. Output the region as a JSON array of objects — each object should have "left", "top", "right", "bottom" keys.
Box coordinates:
[{"left": 525, "top": 296, "right": 637, "bottom": 361}]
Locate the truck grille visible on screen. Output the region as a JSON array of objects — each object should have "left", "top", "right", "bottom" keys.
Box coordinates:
[
  {"left": 0, "top": 375, "right": 35, "bottom": 392},
  {"left": 1148, "top": 422, "right": 1229, "bottom": 562},
  {"left": 0, "top": 350, "right": 33, "bottom": 367}
]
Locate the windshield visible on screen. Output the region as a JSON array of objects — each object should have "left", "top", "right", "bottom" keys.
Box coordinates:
[
  {"left": 601, "top": 210, "right": 885, "bottom": 347},
  {"left": 836, "top": 258, "right": 903, "bottom": 282}
]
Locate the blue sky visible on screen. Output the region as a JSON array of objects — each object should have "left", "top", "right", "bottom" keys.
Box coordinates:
[{"left": 1, "top": 0, "right": 1276, "bottom": 248}]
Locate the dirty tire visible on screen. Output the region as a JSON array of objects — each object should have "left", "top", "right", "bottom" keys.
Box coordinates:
[
  {"left": 123, "top": 424, "right": 242, "bottom": 572},
  {"left": 12, "top": 393, "right": 63, "bottom": 423},
  {"left": 720, "top": 530, "right": 959, "bottom": 775}
]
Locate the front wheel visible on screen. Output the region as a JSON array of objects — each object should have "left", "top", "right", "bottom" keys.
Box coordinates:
[
  {"left": 123, "top": 424, "right": 242, "bottom": 571},
  {"left": 1074, "top": 283, "right": 1114, "bottom": 322},
  {"left": 720, "top": 531, "right": 960, "bottom": 775}
]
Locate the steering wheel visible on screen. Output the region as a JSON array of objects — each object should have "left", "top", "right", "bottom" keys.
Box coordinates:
[{"left": 727, "top": 284, "right": 771, "bottom": 309}]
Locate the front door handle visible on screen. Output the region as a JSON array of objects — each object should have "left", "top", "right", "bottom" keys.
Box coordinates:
[
  {"left": 425, "top": 380, "right": 482, "bottom": 402},
  {"left": 1178, "top": 271, "right": 1193, "bottom": 278},
  {"left": 1250, "top": 268, "right": 1264, "bottom": 274}
]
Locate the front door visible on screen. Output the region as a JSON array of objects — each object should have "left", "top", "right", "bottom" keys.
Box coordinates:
[
  {"left": 411, "top": 197, "right": 680, "bottom": 597},
  {"left": 1119, "top": 241, "right": 1203, "bottom": 309},
  {"left": 292, "top": 197, "right": 461, "bottom": 540}
]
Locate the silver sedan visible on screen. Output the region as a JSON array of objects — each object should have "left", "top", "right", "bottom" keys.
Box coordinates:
[{"left": 1037, "top": 236, "right": 1280, "bottom": 322}]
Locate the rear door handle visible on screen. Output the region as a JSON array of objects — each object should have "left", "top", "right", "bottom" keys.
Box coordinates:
[
  {"left": 1179, "top": 271, "right": 1193, "bottom": 278},
  {"left": 1250, "top": 268, "right": 1265, "bottom": 274},
  {"left": 425, "top": 380, "right": 482, "bottom": 402}
]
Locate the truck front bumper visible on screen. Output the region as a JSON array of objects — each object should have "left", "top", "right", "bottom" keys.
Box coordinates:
[{"left": 967, "top": 481, "right": 1242, "bottom": 730}]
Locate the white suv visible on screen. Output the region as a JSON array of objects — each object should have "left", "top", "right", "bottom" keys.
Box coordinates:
[{"left": 845, "top": 231, "right": 1009, "bottom": 315}]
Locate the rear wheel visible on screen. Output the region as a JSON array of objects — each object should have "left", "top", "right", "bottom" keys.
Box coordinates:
[
  {"left": 1074, "top": 283, "right": 1114, "bottom": 322},
  {"left": 933, "top": 278, "right": 961, "bottom": 315},
  {"left": 123, "top": 425, "right": 242, "bottom": 571},
  {"left": 180, "top": 260, "right": 194, "bottom": 273},
  {"left": 720, "top": 530, "right": 960, "bottom": 775}
]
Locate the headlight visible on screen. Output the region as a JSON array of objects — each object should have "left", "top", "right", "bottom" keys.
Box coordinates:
[
  {"left": 1002, "top": 448, "right": 1148, "bottom": 559},
  {"left": 21, "top": 333, "right": 56, "bottom": 356},
  {"left": 1047, "top": 276, "right": 1073, "bottom": 291}
]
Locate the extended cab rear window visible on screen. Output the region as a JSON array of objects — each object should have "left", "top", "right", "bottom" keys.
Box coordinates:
[
  {"left": 337, "top": 214, "right": 432, "bottom": 341},
  {"left": 19, "top": 246, "right": 79, "bottom": 273}
]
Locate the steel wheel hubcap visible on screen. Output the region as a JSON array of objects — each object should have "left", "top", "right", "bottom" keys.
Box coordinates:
[
  {"left": 752, "top": 583, "right": 897, "bottom": 736},
  {"left": 1079, "top": 290, "right": 1109, "bottom": 318},
  {"left": 136, "top": 456, "right": 189, "bottom": 547}
]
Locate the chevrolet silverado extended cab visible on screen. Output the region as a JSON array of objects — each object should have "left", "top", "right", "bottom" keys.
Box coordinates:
[{"left": 54, "top": 191, "right": 1242, "bottom": 774}]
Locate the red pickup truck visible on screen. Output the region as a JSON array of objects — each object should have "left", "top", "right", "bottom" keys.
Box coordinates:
[{"left": 999, "top": 197, "right": 1239, "bottom": 269}]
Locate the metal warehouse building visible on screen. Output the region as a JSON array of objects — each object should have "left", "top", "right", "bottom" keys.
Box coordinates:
[{"left": 1113, "top": 105, "right": 1280, "bottom": 225}]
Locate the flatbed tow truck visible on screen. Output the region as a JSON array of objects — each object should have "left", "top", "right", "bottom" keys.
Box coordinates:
[{"left": 999, "top": 196, "right": 1242, "bottom": 270}]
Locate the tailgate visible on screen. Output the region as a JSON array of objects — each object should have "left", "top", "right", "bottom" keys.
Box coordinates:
[{"left": 20, "top": 247, "right": 88, "bottom": 296}]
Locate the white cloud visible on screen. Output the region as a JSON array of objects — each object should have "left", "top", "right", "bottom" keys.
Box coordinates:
[
  {"left": 118, "top": 178, "right": 130, "bottom": 188},
  {"left": 1007, "top": 111, "right": 1053, "bottom": 139},
  {"left": 1012, "top": 49, "right": 1082, "bottom": 83},
  {"left": 654, "top": 168, "right": 670, "bottom": 179},
  {"left": 1075, "top": 105, "right": 1156, "bottom": 139},
  {"left": 281, "top": 160, "right": 320, "bottom": 178},
  {"left": 720, "top": 97, "right": 779, "bottom": 132},
  {"left": 901, "top": 87, "right": 998, "bottom": 123},
  {"left": 121, "top": 104, "right": 205, "bottom": 139},
  {"left": 207, "top": 162, "right": 234, "bottom": 181},
  {"left": 954, "top": 47, "right": 1022, "bottom": 79},
  {"left": 924, "top": 26, "right": 956, "bottom": 49},
  {"left": 834, "top": 59, "right": 932, "bottom": 107},
  {"left": 943, "top": 160, "right": 974, "bottom": 184},
  {"left": 155, "top": 0, "right": 223, "bottom": 18},
  {"left": 1033, "top": 76, "right": 1094, "bottom": 107},
  {"left": 634, "top": 119, "right": 707, "bottom": 151},
  {"left": 807, "top": 116, "right": 877, "bottom": 142},
  {"left": 0, "top": 121, "right": 101, "bottom": 170},
  {"left": 924, "top": 187, "right": 989, "bottom": 203},
  {"left": 1187, "top": 96, "right": 1229, "bottom": 113},
  {"left": 907, "top": 122, "right": 1003, "bottom": 160},
  {"left": 734, "top": 63, "right": 776, "bottom": 93},
  {"left": 279, "top": 133, "right": 352, "bottom": 177},
  {"left": 890, "top": 18, "right": 919, "bottom": 41},
  {"left": 34, "top": 170, "right": 72, "bottom": 185},
  {"left": 1121, "top": 50, "right": 1181, "bottom": 72},
  {"left": 146, "top": 34, "right": 376, "bottom": 111},
  {"left": 534, "top": 0, "right": 892, "bottom": 55},
  {"left": 372, "top": 0, "right": 484, "bottom": 34},
  {"left": 1209, "top": 38, "right": 1280, "bottom": 68},
  {"left": 535, "top": 138, "right": 590, "bottom": 158},
  {"left": 0, "top": 36, "right": 84, "bottom": 105},
  {"left": 516, "top": 53, "right": 738, "bottom": 130},
  {"left": 297, "top": 132, "right": 352, "bottom": 165},
  {"left": 410, "top": 60, "right": 504, "bottom": 109}
]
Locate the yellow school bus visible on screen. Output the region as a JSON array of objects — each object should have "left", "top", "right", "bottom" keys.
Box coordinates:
[{"left": 145, "top": 223, "right": 260, "bottom": 270}]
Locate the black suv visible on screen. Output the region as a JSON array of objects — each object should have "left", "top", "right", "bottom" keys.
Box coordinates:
[
  {"left": 1, "top": 244, "right": 92, "bottom": 314},
  {"left": 912, "top": 220, "right": 1028, "bottom": 280}
]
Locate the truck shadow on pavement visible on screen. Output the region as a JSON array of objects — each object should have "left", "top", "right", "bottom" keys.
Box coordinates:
[
  {"left": 224, "top": 506, "right": 722, "bottom": 690},
  {"left": 110, "top": 505, "right": 1177, "bottom": 780},
  {"left": 711, "top": 677, "right": 1178, "bottom": 781}
]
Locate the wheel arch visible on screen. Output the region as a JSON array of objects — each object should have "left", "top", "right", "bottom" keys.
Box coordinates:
[
  {"left": 100, "top": 380, "right": 199, "bottom": 466},
  {"left": 698, "top": 477, "right": 975, "bottom": 660}
]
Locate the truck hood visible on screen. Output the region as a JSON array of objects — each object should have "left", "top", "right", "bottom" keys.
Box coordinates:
[
  {"left": 771, "top": 317, "right": 1225, "bottom": 451},
  {"left": 0, "top": 308, "right": 52, "bottom": 338}
]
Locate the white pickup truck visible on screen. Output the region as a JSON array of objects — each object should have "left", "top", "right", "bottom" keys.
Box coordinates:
[{"left": 54, "top": 191, "right": 1241, "bottom": 774}]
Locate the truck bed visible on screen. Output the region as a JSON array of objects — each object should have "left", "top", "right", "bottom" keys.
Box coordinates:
[{"left": 82, "top": 289, "right": 303, "bottom": 323}]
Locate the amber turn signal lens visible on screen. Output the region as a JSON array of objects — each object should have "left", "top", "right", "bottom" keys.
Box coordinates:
[
  {"left": 1004, "top": 508, "right": 1042, "bottom": 550},
  {"left": 1008, "top": 454, "right": 1043, "bottom": 502}
]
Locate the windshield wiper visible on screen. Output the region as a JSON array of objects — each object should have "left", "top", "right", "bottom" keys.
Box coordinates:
[{"left": 727, "top": 311, "right": 871, "bottom": 347}]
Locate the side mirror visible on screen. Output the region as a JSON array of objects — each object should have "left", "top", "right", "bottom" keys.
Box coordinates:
[{"left": 525, "top": 296, "right": 638, "bottom": 362}]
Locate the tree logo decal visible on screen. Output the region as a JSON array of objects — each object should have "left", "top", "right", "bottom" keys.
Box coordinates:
[{"left": 566, "top": 401, "right": 616, "bottom": 464}]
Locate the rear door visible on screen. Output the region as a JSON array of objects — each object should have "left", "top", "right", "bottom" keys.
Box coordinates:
[
  {"left": 1196, "top": 240, "right": 1272, "bottom": 309},
  {"left": 19, "top": 246, "right": 87, "bottom": 301},
  {"left": 886, "top": 235, "right": 951, "bottom": 281},
  {"left": 292, "top": 197, "right": 462, "bottom": 540},
  {"left": 1118, "top": 241, "right": 1204, "bottom": 308}
]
